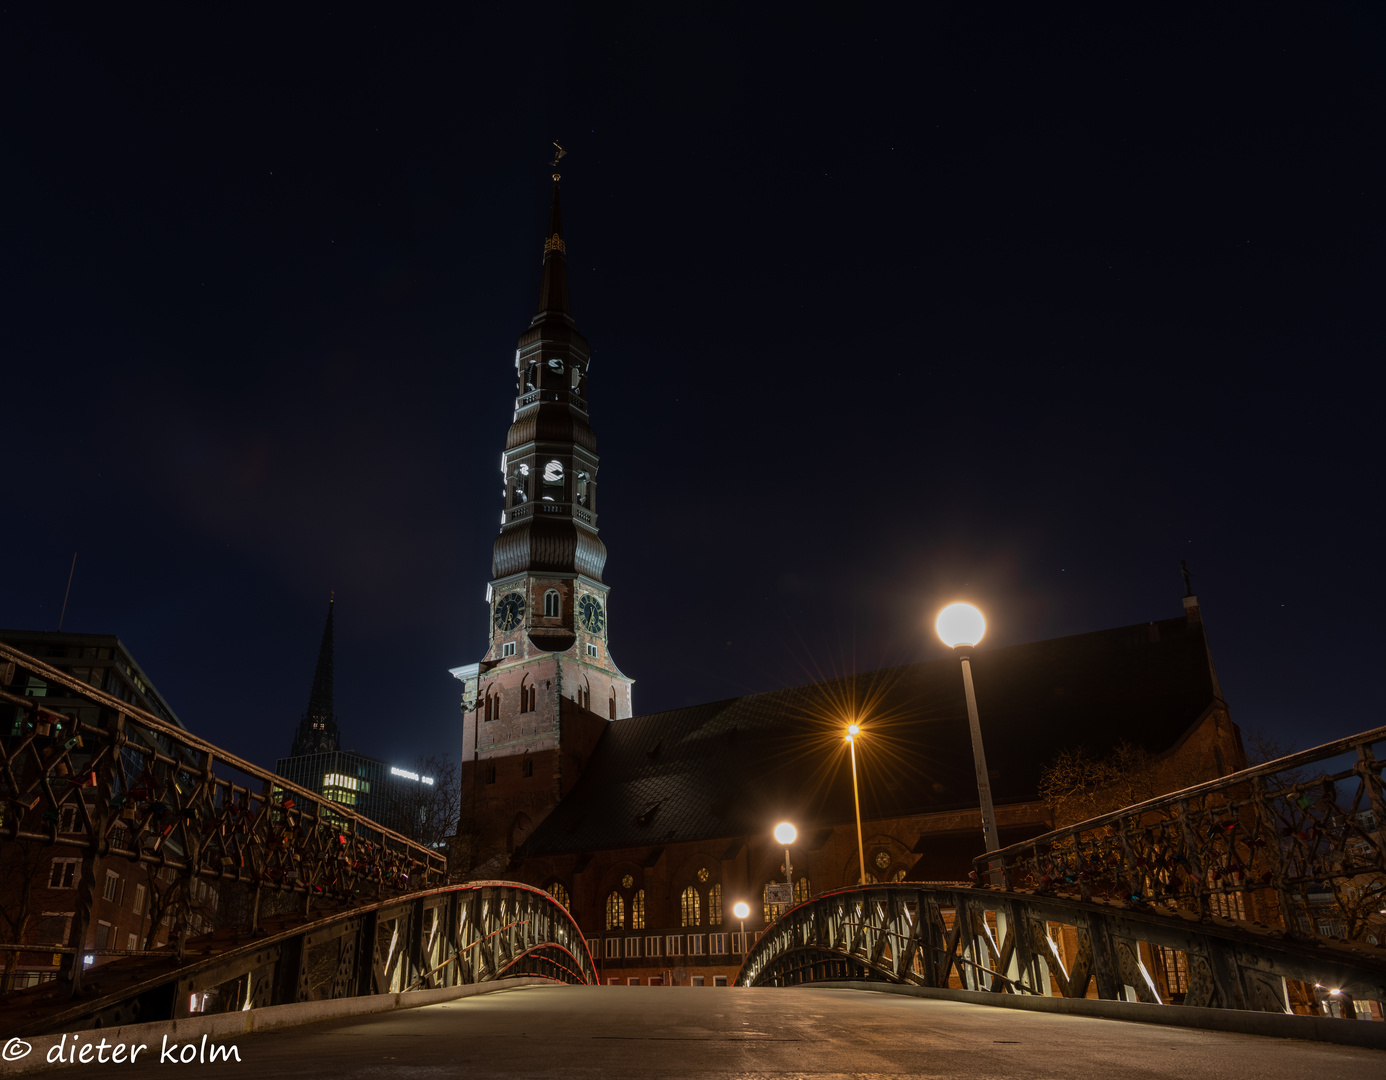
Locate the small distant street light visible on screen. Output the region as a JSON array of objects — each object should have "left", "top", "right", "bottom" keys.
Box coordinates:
[
  {"left": 773, "top": 821, "right": 797, "bottom": 891},
  {"left": 845, "top": 723, "right": 866, "bottom": 885},
  {"left": 733, "top": 900, "right": 751, "bottom": 956},
  {"left": 936, "top": 602, "right": 1001, "bottom": 884}
]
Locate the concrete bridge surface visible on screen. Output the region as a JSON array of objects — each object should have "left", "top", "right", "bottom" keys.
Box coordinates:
[{"left": 34, "top": 984, "right": 1382, "bottom": 1080}]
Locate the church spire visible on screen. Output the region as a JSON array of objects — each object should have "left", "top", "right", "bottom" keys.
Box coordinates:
[
  {"left": 534, "top": 176, "right": 571, "bottom": 322},
  {"left": 290, "top": 594, "right": 340, "bottom": 756}
]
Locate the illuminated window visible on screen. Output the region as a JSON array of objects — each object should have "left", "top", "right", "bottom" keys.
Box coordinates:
[
  {"left": 697, "top": 867, "right": 709, "bottom": 883},
  {"left": 621, "top": 874, "right": 634, "bottom": 889},
  {"left": 874, "top": 850, "right": 891, "bottom": 870},
  {"left": 709, "top": 883, "right": 723, "bottom": 925},
  {"left": 632, "top": 889, "right": 646, "bottom": 930},
  {"left": 605, "top": 892, "right": 624, "bottom": 930},
  {"left": 794, "top": 877, "right": 811, "bottom": 903},
  {"left": 681, "top": 886, "right": 701, "bottom": 927},
  {"left": 541, "top": 460, "right": 564, "bottom": 501},
  {"left": 547, "top": 882, "right": 570, "bottom": 908},
  {"left": 892, "top": 868, "right": 908, "bottom": 882},
  {"left": 544, "top": 590, "right": 561, "bottom": 618}
]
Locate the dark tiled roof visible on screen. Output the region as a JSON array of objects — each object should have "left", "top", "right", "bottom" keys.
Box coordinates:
[{"left": 520, "top": 616, "right": 1218, "bottom": 858}]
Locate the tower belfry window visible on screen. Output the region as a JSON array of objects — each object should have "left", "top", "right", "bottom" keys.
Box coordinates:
[
  {"left": 542, "top": 460, "right": 564, "bottom": 501},
  {"left": 544, "top": 589, "right": 561, "bottom": 618}
]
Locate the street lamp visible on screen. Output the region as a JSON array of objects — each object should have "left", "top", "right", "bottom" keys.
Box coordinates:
[
  {"left": 733, "top": 900, "right": 750, "bottom": 957},
  {"left": 845, "top": 723, "right": 866, "bottom": 885},
  {"left": 773, "top": 821, "right": 796, "bottom": 892},
  {"left": 936, "top": 602, "right": 1001, "bottom": 884}
]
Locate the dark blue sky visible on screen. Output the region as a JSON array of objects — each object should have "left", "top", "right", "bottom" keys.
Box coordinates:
[{"left": 2, "top": 3, "right": 1382, "bottom": 773}]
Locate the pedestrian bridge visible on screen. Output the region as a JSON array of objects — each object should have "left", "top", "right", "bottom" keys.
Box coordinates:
[{"left": 2, "top": 641, "right": 1384, "bottom": 1040}]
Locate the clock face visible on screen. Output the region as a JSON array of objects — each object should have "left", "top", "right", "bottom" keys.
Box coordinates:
[
  {"left": 577, "top": 594, "right": 606, "bottom": 634},
  {"left": 493, "top": 591, "right": 526, "bottom": 632}
]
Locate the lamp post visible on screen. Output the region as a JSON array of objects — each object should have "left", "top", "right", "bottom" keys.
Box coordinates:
[
  {"left": 733, "top": 901, "right": 750, "bottom": 958},
  {"left": 936, "top": 602, "right": 1001, "bottom": 884},
  {"left": 845, "top": 723, "right": 867, "bottom": 885},
  {"left": 773, "top": 821, "right": 796, "bottom": 893}
]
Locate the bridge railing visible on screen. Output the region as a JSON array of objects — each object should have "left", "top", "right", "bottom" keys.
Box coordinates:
[
  {"left": 0, "top": 881, "right": 594, "bottom": 1036},
  {"left": 0, "top": 643, "right": 446, "bottom": 992},
  {"left": 735, "top": 881, "right": 1386, "bottom": 1016},
  {"left": 975, "top": 725, "right": 1386, "bottom": 943}
]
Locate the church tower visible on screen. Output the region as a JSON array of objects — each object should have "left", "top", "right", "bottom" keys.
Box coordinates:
[
  {"left": 290, "top": 595, "right": 339, "bottom": 757},
  {"left": 452, "top": 163, "right": 634, "bottom": 860}
]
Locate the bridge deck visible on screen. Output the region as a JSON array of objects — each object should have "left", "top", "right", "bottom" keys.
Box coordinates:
[{"left": 58, "top": 984, "right": 1382, "bottom": 1079}]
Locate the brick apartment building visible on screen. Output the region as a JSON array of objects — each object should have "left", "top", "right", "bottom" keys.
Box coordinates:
[{"left": 0, "top": 631, "right": 200, "bottom": 990}]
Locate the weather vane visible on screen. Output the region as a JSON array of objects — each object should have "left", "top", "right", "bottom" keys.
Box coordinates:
[{"left": 550, "top": 141, "right": 566, "bottom": 181}]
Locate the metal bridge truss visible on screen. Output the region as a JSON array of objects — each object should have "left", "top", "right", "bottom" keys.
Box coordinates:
[
  {"left": 975, "top": 725, "right": 1386, "bottom": 945},
  {"left": 0, "top": 882, "right": 594, "bottom": 1036},
  {"left": 0, "top": 644, "right": 445, "bottom": 994},
  {"left": 735, "top": 882, "right": 1386, "bottom": 1015}
]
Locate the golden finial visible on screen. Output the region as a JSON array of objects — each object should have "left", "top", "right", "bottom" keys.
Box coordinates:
[{"left": 550, "top": 141, "right": 566, "bottom": 181}]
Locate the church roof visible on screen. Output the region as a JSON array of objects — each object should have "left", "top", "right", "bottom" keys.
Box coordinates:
[{"left": 518, "top": 614, "right": 1220, "bottom": 858}]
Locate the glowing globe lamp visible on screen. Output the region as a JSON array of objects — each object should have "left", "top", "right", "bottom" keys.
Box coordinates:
[
  {"left": 733, "top": 901, "right": 750, "bottom": 920},
  {"left": 936, "top": 602, "right": 986, "bottom": 649},
  {"left": 773, "top": 821, "right": 797, "bottom": 846}
]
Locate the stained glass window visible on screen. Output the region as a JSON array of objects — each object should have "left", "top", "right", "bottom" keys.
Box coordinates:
[
  {"left": 681, "top": 886, "right": 701, "bottom": 926},
  {"left": 605, "top": 891, "right": 624, "bottom": 930}
]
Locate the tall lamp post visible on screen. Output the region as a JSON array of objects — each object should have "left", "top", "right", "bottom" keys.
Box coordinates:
[
  {"left": 773, "top": 821, "right": 796, "bottom": 893},
  {"left": 936, "top": 602, "right": 1001, "bottom": 885},
  {"left": 733, "top": 901, "right": 750, "bottom": 959},
  {"left": 845, "top": 723, "right": 867, "bottom": 885}
]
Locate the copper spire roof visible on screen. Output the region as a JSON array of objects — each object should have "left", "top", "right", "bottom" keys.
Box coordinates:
[
  {"left": 290, "top": 595, "right": 340, "bottom": 756},
  {"left": 533, "top": 180, "right": 571, "bottom": 323}
]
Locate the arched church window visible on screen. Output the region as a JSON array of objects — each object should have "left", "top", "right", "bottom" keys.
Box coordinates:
[
  {"left": 709, "top": 883, "right": 723, "bottom": 925},
  {"left": 632, "top": 889, "right": 646, "bottom": 930},
  {"left": 794, "top": 877, "right": 811, "bottom": 903},
  {"left": 544, "top": 589, "right": 561, "bottom": 618},
  {"left": 762, "top": 883, "right": 781, "bottom": 924},
  {"left": 547, "top": 881, "right": 570, "bottom": 908},
  {"left": 605, "top": 892, "right": 624, "bottom": 930},
  {"left": 892, "top": 868, "right": 908, "bottom": 882},
  {"left": 541, "top": 460, "right": 564, "bottom": 501},
  {"left": 680, "top": 886, "right": 701, "bottom": 927},
  {"left": 527, "top": 684, "right": 537, "bottom": 711}
]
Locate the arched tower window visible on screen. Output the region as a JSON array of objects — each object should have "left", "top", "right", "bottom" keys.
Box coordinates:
[
  {"left": 519, "top": 675, "right": 530, "bottom": 714},
  {"left": 547, "top": 881, "right": 570, "bottom": 908},
  {"left": 680, "top": 886, "right": 701, "bottom": 927},
  {"left": 527, "top": 683, "right": 537, "bottom": 711},
  {"left": 541, "top": 459, "right": 564, "bottom": 501},
  {"left": 605, "top": 891, "right": 624, "bottom": 930},
  {"left": 609, "top": 688, "right": 617, "bottom": 719},
  {"left": 544, "top": 589, "right": 561, "bottom": 618},
  {"left": 632, "top": 889, "right": 646, "bottom": 930}
]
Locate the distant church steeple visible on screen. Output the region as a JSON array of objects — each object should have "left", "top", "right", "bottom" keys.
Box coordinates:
[{"left": 291, "top": 594, "right": 339, "bottom": 756}]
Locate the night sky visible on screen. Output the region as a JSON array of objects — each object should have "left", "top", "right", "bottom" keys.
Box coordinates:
[{"left": 2, "top": 4, "right": 1382, "bottom": 776}]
